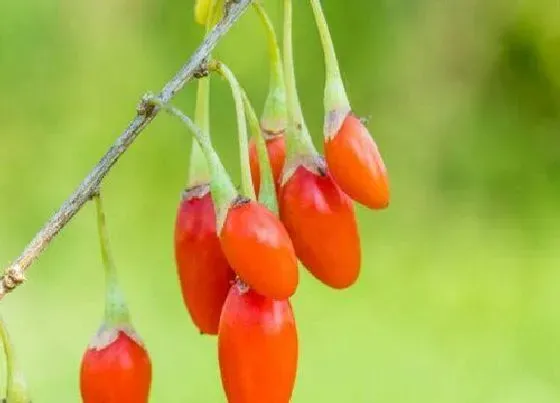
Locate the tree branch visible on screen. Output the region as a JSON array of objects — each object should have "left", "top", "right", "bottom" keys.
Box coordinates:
[{"left": 0, "top": 0, "right": 252, "bottom": 301}]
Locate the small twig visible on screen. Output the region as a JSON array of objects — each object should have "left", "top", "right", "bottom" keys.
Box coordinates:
[{"left": 0, "top": 0, "right": 252, "bottom": 301}]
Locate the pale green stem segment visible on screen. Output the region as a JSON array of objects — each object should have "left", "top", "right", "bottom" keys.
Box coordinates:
[
  {"left": 93, "top": 193, "right": 131, "bottom": 327},
  {"left": 188, "top": 0, "right": 224, "bottom": 187},
  {"left": 189, "top": 77, "right": 212, "bottom": 187},
  {"left": 308, "top": 0, "right": 350, "bottom": 113},
  {"left": 252, "top": 2, "right": 288, "bottom": 133},
  {"left": 283, "top": 0, "right": 317, "bottom": 159},
  {"left": 0, "top": 316, "right": 31, "bottom": 403},
  {"left": 148, "top": 96, "right": 237, "bottom": 229},
  {"left": 242, "top": 90, "right": 278, "bottom": 215},
  {"left": 210, "top": 61, "right": 256, "bottom": 201}
]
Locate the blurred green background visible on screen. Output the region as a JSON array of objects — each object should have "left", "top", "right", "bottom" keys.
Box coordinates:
[{"left": 1, "top": 0, "right": 560, "bottom": 401}]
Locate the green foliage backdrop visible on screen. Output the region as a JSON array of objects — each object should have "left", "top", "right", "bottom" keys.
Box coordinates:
[{"left": 1, "top": 0, "right": 559, "bottom": 401}]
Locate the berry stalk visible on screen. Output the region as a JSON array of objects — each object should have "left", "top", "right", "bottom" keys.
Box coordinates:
[
  {"left": 149, "top": 96, "right": 238, "bottom": 230},
  {"left": 252, "top": 2, "right": 287, "bottom": 133},
  {"left": 209, "top": 61, "right": 255, "bottom": 201},
  {"left": 283, "top": 0, "right": 317, "bottom": 161},
  {"left": 189, "top": 0, "right": 224, "bottom": 187},
  {"left": 0, "top": 316, "right": 31, "bottom": 403},
  {"left": 308, "top": 0, "right": 351, "bottom": 122},
  {"left": 241, "top": 89, "right": 278, "bottom": 215},
  {"left": 93, "top": 193, "right": 130, "bottom": 327},
  {"left": 189, "top": 78, "right": 212, "bottom": 187}
]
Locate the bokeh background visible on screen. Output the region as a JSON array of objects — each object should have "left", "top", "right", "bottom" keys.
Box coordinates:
[{"left": 1, "top": 0, "right": 560, "bottom": 401}]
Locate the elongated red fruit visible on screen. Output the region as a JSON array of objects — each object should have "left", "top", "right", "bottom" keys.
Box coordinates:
[
  {"left": 175, "top": 184, "right": 236, "bottom": 335},
  {"left": 80, "top": 327, "right": 152, "bottom": 403},
  {"left": 218, "top": 282, "right": 298, "bottom": 403},
  {"left": 325, "top": 113, "right": 389, "bottom": 209},
  {"left": 249, "top": 134, "right": 286, "bottom": 196},
  {"left": 220, "top": 198, "right": 298, "bottom": 299},
  {"left": 280, "top": 156, "right": 360, "bottom": 289}
]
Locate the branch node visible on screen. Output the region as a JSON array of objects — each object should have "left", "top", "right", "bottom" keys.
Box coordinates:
[
  {"left": 137, "top": 92, "right": 158, "bottom": 117},
  {"left": 225, "top": 0, "right": 242, "bottom": 17},
  {"left": 193, "top": 60, "right": 210, "bottom": 79},
  {"left": 1, "top": 264, "right": 26, "bottom": 294}
]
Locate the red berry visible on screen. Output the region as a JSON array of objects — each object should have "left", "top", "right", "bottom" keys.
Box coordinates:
[
  {"left": 80, "top": 327, "right": 152, "bottom": 403},
  {"left": 249, "top": 134, "right": 286, "bottom": 196},
  {"left": 325, "top": 113, "right": 389, "bottom": 209},
  {"left": 220, "top": 198, "right": 298, "bottom": 299},
  {"left": 280, "top": 156, "right": 361, "bottom": 289},
  {"left": 174, "top": 184, "right": 236, "bottom": 335},
  {"left": 218, "top": 282, "right": 298, "bottom": 403}
]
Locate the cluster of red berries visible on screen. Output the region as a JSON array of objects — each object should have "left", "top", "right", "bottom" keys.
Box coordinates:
[
  {"left": 173, "top": 0, "right": 390, "bottom": 402},
  {"left": 76, "top": 1, "right": 389, "bottom": 402}
]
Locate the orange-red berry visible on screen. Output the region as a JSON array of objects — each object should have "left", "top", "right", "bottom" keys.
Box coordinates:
[
  {"left": 218, "top": 282, "right": 298, "bottom": 403},
  {"left": 220, "top": 198, "right": 298, "bottom": 299},
  {"left": 80, "top": 328, "right": 152, "bottom": 403},
  {"left": 280, "top": 157, "right": 361, "bottom": 289},
  {"left": 249, "top": 134, "right": 286, "bottom": 196},
  {"left": 174, "top": 184, "right": 235, "bottom": 335},
  {"left": 325, "top": 113, "right": 389, "bottom": 209}
]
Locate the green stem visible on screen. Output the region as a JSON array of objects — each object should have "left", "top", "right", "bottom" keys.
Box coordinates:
[
  {"left": 94, "top": 193, "right": 130, "bottom": 327},
  {"left": 189, "top": 0, "right": 222, "bottom": 187},
  {"left": 242, "top": 90, "right": 278, "bottom": 215},
  {"left": 149, "top": 96, "right": 237, "bottom": 230},
  {"left": 189, "top": 78, "right": 212, "bottom": 187},
  {"left": 308, "top": 0, "right": 350, "bottom": 112},
  {"left": 283, "top": 0, "right": 317, "bottom": 159},
  {"left": 252, "top": 2, "right": 287, "bottom": 133},
  {"left": 0, "top": 317, "right": 30, "bottom": 403},
  {"left": 210, "top": 61, "right": 256, "bottom": 201}
]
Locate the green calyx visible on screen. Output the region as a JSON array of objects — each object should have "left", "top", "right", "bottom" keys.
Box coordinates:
[
  {"left": 242, "top": 90, "right": 278, "bottom": 215},
  {"left": 94, "top": 193, "right": 131, "bottom": 328},
  {"left": 282, "top": 0, "right": 318, "bottom": 182},
  {"left": 147, "top": 95, "right": 237, "bottom": 232},
  {"left": 252, "top": 2, "right": 288, "bottom": 134},
  {"left": 208, "top": 60, "right": 256, "bottom": 202},
  {"left": 0, "top": 317, "right": 31, "bottom": 403},
  {"left": 308, "top": 0, "right": 351, "bottom": 138}
]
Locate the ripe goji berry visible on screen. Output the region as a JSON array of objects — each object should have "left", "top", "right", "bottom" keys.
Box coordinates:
[
  {"left": 218, "top": 282, "right": 298, "bottom": 403},
  {"left": 174, "top": 184, "right": 236, "bottom": 335},
  {"left": 80, "top": 327, "right": 152, "bottom": 403},
  {"left": 249, "top": 133, "right": 286, "bottom": 196},
  {"left": 325, "top": 113, "right": 389, "bottom": 209},
  {"left": 280, "top": 156, "right": 361, "bottom": 289},
  {"left": 220, "top": 198, "right": 298, "bottom": 299}
]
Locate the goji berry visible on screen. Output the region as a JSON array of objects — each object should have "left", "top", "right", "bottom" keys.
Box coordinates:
[
  {"left": 174, "top": 184, "right": 235, "bottom": 335},
  {"left": 218, "top": 282, "right": 298, "bottom": 403}
]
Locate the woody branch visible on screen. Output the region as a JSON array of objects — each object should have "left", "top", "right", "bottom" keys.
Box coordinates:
[{"left": 0, "top": 0, "right": 252, "bottom": 301}]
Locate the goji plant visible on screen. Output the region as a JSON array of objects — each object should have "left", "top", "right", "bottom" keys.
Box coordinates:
[{"left": 0, "top": 0, "right": 390, "bottom": 401}]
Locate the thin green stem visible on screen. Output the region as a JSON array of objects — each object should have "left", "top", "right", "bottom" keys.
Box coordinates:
[
  {"left": 93, "top": 193, "right": 130, "bottom": 327},
  {"left": 252, "top": 2, "right": 287, "bottom": 133},
  {"left": 308, "top": 0, "right": 350, "bottom": 112},
  {"left": 189, "top": 0, "right": 222, "bottom": 187},
  {"left": 242, "top": 90, "right": 278, "bottom": 215},
  {"left": 0, "top": 316, "right": 14, "bottom": 399},
  {"left": 148, "top": 95, "right": 238, "bottom": 229},
  {"left": 189, "top": 78, "right": 212, "bottom": 186},
  {"left": 283, "top": 0, "right": 317, "bottom": 158},
  {"left": 0, "top": 317, "right": 30, "bottom": 403},
  {"left": 210, "top": 61, "right": 256, "bottom": 201}
]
